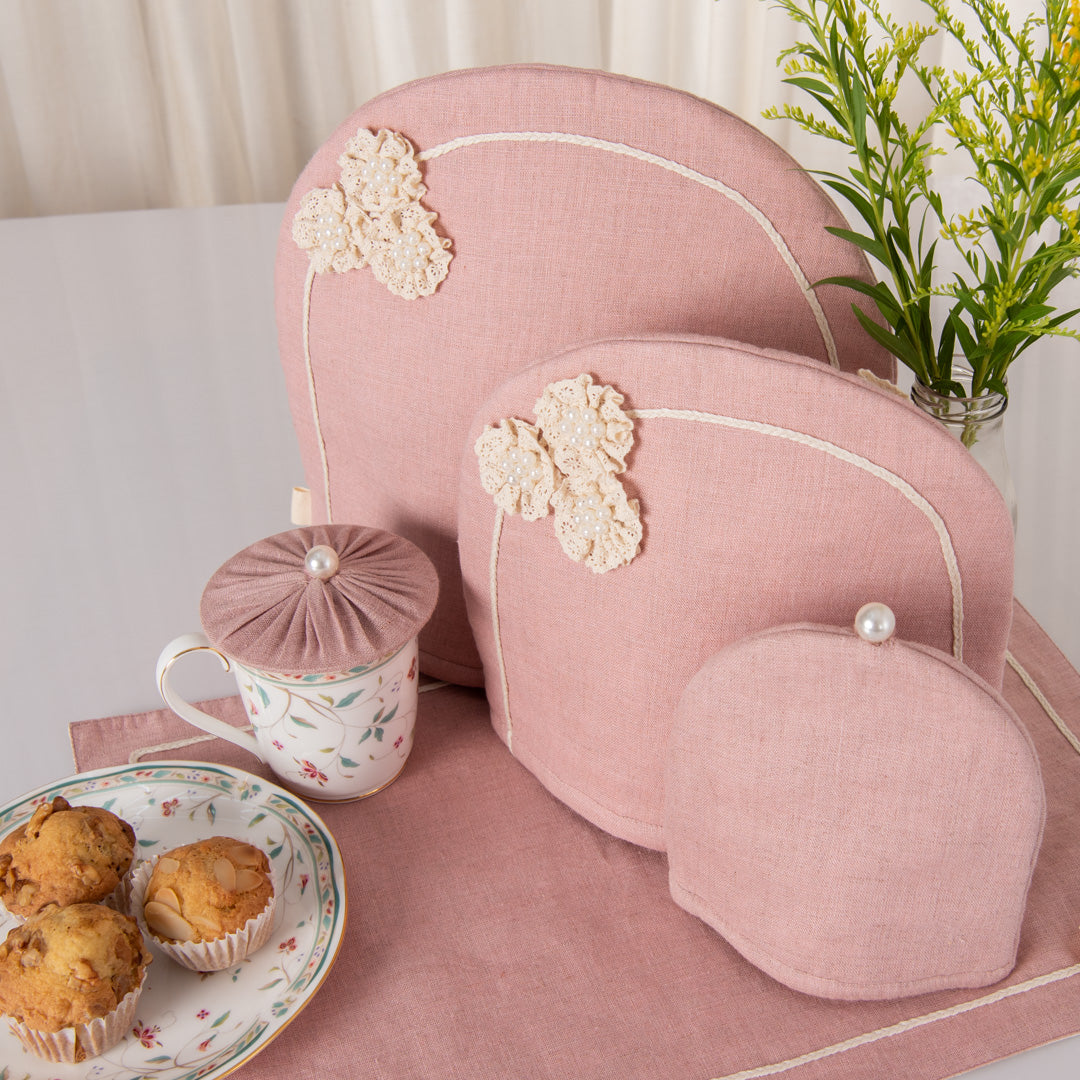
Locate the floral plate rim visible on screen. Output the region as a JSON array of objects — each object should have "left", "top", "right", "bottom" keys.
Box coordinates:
[{"left": 0, "top": 761, "right": 347, "bottom": 1080}]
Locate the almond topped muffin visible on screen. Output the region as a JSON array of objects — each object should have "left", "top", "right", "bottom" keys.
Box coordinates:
[
  {"left": 0, "top": 796, "right": 136, "bottom": 918},
  {"left": 136, "top": 836, "right": 275, "bottom": 971},
  {"left": 0, "top": 903, "right": 151, "bottom": 1062}
]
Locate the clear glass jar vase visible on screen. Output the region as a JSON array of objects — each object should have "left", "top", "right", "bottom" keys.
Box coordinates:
[{"left": 910, "top": 366, "right": 1017, "bottom": 533}]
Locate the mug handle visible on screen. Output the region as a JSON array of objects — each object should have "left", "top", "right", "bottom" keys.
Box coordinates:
[{"left": 155, "top": 633, "right": 269, "bottom": 763}]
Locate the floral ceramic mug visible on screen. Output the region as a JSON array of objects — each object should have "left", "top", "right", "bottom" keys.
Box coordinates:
[{"left": 155, "top": 633, "right": 419, "bottom": 801}]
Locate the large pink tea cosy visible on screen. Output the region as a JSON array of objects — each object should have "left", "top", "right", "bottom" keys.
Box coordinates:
[
  {"left": 664, "top": 613, "right": 1045, "bottom": 1001},
  {"left": 275, "top": 64, "right": 894, "bottom": 685}
]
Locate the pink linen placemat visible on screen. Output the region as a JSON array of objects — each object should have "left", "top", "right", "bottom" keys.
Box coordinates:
[{"left": 68, "top": 602, "right": 1080, "bottom": 1080}]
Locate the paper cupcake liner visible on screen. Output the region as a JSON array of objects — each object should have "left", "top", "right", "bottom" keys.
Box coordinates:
[
  {"left": 130, "top": 855, "right": 278, "bottom": 972},
  {"left": 6, "top": 968, "right": 147, "bottom": 1063}
]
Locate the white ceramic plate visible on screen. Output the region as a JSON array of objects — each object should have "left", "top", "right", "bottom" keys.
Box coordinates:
[{"left": 0, "top": 761, "right": 346, "bottom": 1080}]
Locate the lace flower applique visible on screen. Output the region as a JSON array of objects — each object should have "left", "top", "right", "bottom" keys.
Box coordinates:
[
  {"left": 551, "top": 473, "right": 642, "bottom": 574},
  {"left": 339, "top": 129, "right": 425, "bottom": 214},
  {"left": 535, "top": 374, "right": 634, "bottom": 479},
  {"left": 476, "top": 373, "right": 643, "bottom": 573},
  {"left": 475, "top": 419, "right": 557, "bottom": 521},
  {"left": 292, "top": 128, "right": 452, "bottom": 297},
  {"left": 368, "top": 203, "right": 453, "bottom": 300},
  {"left": 291, "top": 184, "right": 370, "bottom": 274}
]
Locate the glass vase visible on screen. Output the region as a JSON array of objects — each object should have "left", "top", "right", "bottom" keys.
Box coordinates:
[{"left": 910, "top": 367, "right": 1017, "bottom": 533}]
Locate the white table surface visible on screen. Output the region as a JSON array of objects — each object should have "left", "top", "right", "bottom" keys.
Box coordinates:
[{"left": 0, "top": 204, "right": 1077, "bottom": 1078}]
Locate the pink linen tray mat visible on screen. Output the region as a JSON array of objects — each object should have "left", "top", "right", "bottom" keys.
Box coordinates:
[{"left": 69, "top": 602, "right": 1080, "bottom": 1080}]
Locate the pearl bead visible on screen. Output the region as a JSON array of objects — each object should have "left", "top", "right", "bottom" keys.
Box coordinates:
[
  {"left": 855, "top": 602, "right": 896, "bottom": 644},
  {"left": 416, "top": 242, "right": 431, "bottom": 256},
  {"left": 304, "top": 544, "right": 340, "bottom": 581}
]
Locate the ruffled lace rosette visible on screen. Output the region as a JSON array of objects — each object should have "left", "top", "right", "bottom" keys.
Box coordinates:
[
  {"left": 292, "top": 128, "right": 452, "bottom": 299},
  {"left": 475, "top": 374, "right": 642, "bottom": 573}
]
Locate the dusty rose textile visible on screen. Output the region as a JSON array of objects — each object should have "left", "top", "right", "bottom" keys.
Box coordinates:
[
  {"left": 457, "top": 335, "right": 1015, "bottom": 849},
  {"left": 199, "top": 524, "right": 437, "bottom": 674},
  {"left": 68, "top": 603, "right": 1080, "bottom": 1079},
  {"left": 666, "top": 623, "right": 1045, "bottom": 1001},
  {"left": 275, "top": 64, "right": 894, "bottom": 686}
]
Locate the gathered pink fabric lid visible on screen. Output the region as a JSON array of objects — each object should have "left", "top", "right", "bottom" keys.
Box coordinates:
[{"left": 199, "top": 525, "right": 439, "bottom": 675}]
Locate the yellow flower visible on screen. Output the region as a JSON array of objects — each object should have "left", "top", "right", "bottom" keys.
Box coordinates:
[{"left": 1023, "top": 147, "right": 1047, "bottom": 179}]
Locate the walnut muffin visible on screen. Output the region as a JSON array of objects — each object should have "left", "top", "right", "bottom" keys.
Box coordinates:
[
  {"left": 0, "top": 903, "right": 151, "bottom": 1062},
  {"left": 0, "top": 796, "right": 136, "bottom": 919},
  {"left": 135, "top": 836, "right": 276, "bottom": 971}
]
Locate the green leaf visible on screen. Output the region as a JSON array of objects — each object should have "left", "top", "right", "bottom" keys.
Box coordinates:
[
  {"left": 377, "top": 704, "right": 399, "bottom": 725},
  {"left": 212, "top": 1011, "right": 231, "bottom": 1028},
  {"left": 138, "top": 838, "right": 158, "bottom": 847},
  {"left": 851, "top": 305, "right": 925, "bottom": 373},
  {"left": 782, "top": 75, "right": 835, "bottom": 97},
  {"left": 257, "top": 685, "right": 270, "bottom": 709},
  {"left": 359, "top": 729, "right": 372, "bottom": 744},
  {"left": 1008, "top": 302, "right": 1054, "bottom": 322},
  {"left": 248, "top": 812, "right": 267, "bottom": 826},
  {"left": 818, "top": 177, "right": 880, "bottom": 233},
  {"left": 849, "top": 72, "right": 869, "bottom": 160},
  {"left": 290, "top": 715, "right": 317, "bottom": 729},
  {"left": 949, "top": 311, "right": 980, "bottom": 361},
  {"left": 824, "top": 225, "right": 889, "bottom": 265},
  {"left": 373, "top": 728, "right": 384, "bottom": 742},
  {"left": 340, "top": 757, "right": 360, "bottom": 767},
  {"left": 335, "top": 689, "right": 364, "bottom": 708},
  {"left": 207, "top": 802, "right": 216, "bottom": 825}
]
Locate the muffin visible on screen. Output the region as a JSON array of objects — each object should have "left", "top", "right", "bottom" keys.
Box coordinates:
[
  {"left": 134, "top": 836, "right": 276, "bottom": 971},
  {"left": 0, "top": 796, "right": 136, "bottom": 919},
  {"left": 0, "top": 903, "right": 151, "bottom": 1062}
]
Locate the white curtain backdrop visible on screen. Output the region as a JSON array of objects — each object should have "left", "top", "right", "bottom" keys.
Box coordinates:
[
  {"left": 0, "top": 0, "right": 1076, "bottom": 662},
  {"left": 0, "top": 0, "right": 942, "bottom": 218}
]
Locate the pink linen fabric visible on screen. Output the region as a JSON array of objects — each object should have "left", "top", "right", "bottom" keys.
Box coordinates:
[
  {"left": 66, "top": 603, "right": 1080, "bottom": 1080},
  {"left": 275, "top": 63, "right": 894, "bottom": 686},
  {"left": 665, "top": 622, "right": 1045, "bottom": 1001},
  {"left": 199, "top": 524, "right": 438, "bottom": 674},
  {"left": 457, "top": 335, "right": 1015, "bottom": 849}
]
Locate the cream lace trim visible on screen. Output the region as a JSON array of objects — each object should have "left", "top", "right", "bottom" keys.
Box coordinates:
[
  {"left": 292, "top": 128, "right": 452, "bottom": 299},
  {"left": 534, "top": 373, "right": 633, "bottom": 479},
  {"left": 475, "top": 374, "right": 641, "bottom": 572},
  {"left": 475, "top": 418, "right": 558, "bottom": 521}
]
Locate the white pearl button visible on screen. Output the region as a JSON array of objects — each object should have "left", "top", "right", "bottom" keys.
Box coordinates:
[
  {"left": 854, "top": 602, "right": 896, "bottom": 644},
  {"left": 304, "top": 544, "right": 340, "bottom": 581}
]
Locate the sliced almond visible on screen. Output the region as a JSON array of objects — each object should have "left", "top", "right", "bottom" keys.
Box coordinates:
[
  {"left": 234, "top": 868, "right": 265, "bottom": 893},
  {"left": 213, "top": 857, "right": 236, "bottom": 892},
  {"left": 156, "top": 857, "right": 181, "bottom": 875},
  {"left": 151, "top": 886, "right": 182, "bottom": 913},
  {"left": 145, "top": 901, "right": 195, "bottom": 942},
  {"left": 226, "top": 843, "right": 263, "bottom": 868},
  {"left": 188, "top": 913, "right": 222, "bottom": 937},
  {"left": 73, "top": 958, "right": 97, "bottom": 981}
]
